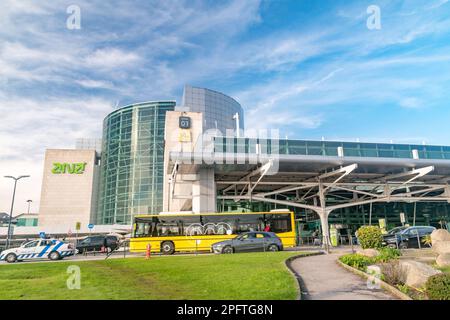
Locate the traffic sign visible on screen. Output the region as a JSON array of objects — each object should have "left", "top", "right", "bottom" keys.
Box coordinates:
[
  {"left": 88, "top": 223, "right": 94, "bottom": 230},
  {"left": 39, "top": 232, "right": 46, "bottom": 239},
  {"left": 75, "top": 222, "right": 81, "bottom": 231}
]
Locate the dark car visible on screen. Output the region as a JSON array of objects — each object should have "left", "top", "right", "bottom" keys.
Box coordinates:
[
  {"left": 382, "top": 226, "right": 435, "bottom": 249},
  {"left": 211, "top": 232, "right": 283, "bottom": 254},
  {"left": 76, "top": 235, "right": 120, "bottom": 254}
]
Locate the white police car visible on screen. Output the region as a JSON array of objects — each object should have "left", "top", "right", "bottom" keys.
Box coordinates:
[{"left": 0, "top": 239, "right": 77, "bottom": 263}]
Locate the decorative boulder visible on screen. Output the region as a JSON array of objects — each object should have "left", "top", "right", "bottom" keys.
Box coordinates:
[
  {"left": 431, "top": 229, "right": 450, "bottom": 245},
  {"left": 436, "top": 253, "right": 450, "bottom": 267},
  {"left": 356, "top": 248, "right": 379, "bottom": 257},
  {"left": 400, "top": 260, "right": 442, "bottom": 289},
  {"left": 432, "top": 241, "right": 450, "bottom": 255}
]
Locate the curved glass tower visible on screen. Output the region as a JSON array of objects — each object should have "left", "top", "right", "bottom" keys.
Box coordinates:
[
  {"left": 97, "top": 101, "right": 176, "bottom": 224},
  {"left": 180, "top": 85, "right": 244, "bottom": 134}
]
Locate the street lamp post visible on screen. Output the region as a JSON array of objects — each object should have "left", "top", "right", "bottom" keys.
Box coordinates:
[
  {"left": 26, "top": 199, "right": 33, "bottom": 214},
  {"left": 233, "top": 112, "right": 240, "bottom": 138},
  {"left": 4, "top": 175, "right": 30, "bottom": 249}
]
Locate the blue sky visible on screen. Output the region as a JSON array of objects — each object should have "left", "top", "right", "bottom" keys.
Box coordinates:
[{"left": 1, "top": 0, "right": 450, "bottom": 214}]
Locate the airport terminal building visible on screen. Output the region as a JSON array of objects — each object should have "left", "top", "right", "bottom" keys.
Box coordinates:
[{"left": 15, "top": 85, "right": 450, "bottom": 239}]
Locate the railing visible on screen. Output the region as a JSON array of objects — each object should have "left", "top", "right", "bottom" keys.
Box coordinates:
[{"left": 105, "top": 239, "right": 130, "bottom": 260}]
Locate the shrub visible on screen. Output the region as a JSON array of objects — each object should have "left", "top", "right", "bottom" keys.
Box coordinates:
[
  {"left": 379, "top": 260, "right": 407, "bottom": 286},
  {"left": 357, "top": 226, "right": 383, "bottom": 249},
  {"left": 425, "top": 274, "right": 450, "bottom": 300},
  {"left": 376, "top": 247, "right": 401, "bottom": 263},
  {"left": 339, "top": 254, "right": 375, "bottom": 271},
  {"left": 396, "top": 284, "right": 410, "bottom": 295},
  {"left": 422, "top": 235, "right": 432, "bottom": 247}
]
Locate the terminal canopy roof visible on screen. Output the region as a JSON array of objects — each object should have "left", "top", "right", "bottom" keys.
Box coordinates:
[{"left": 169, "top": 140, "right": 450, "bottom": 213}]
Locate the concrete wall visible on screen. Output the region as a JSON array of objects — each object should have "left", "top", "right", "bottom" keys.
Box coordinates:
[
  {"left": 38, "top": 149, "right": 99, "bottom": 232},
  {"left": 162, "top": 111, "right": 217, "bottom": 213},
  {"left": 192, "top": 168, "right": 216, "bottom": 213}
]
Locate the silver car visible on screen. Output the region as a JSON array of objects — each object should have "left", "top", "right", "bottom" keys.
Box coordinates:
[{"left": 211, "top": 231, "right": 283, "bottom": 254}]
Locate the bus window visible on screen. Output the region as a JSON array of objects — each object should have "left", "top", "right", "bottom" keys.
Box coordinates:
[
  {"left": 134, "top": 221, "right": 149, "bottom": 237},
  {"left": 134, "top": 218, "right": 159, "bottom": 237},
  {"left": 201, "top": 215, "right": 237, "bottom": 235},
  {"left": 266, "top": 214, "right": 292, "bottom": 233},
  {"left": 156, "top": 218, "right": 181, "bottom": 236},
  {"left": 235, "top": 214, "right": 264, "bottom": 233}
]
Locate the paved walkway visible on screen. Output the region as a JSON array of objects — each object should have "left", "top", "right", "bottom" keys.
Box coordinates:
[{"left": 291, "top": 252, "right": 397, "bottom": 300}]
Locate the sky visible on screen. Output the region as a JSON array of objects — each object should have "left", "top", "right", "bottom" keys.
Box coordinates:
[{"left": 1, "top": 0, "right": 450, "bottom": 215}]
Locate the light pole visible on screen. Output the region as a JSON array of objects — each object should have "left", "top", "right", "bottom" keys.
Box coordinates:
[
  {"left": 4, "top": 175, "right": 30, "bottom": 249},
  {"left": 233, "top": 112, "right": 240, "bottom": 138},
  {"left": 26, "top": 199, "right": 32, "bottom": 214}
]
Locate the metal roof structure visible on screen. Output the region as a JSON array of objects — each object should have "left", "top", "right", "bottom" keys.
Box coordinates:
[{"left": 168, "top": 138, "right": 450, "bottom": 244}]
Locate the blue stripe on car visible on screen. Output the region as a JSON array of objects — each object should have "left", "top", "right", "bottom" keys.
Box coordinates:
[
  {"left": 38, "top": 242, "right": 54, "bottom": 257},
  {"left": 51, "top": 241, "right": 64, "bottom": 254}
]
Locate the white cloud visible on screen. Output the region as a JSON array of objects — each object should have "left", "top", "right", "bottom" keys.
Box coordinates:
[
  {"left": 399, "top": 97, "right": 423, "bottom": 109},
  {"left": 0, "top": 95, "right": 114, "bottom": 214},
  {"left": 84, "top": 48, "right": 140, "bottom": 69},
  {"left": 76, "top": 79, "right": 114, "bottom": 90}
]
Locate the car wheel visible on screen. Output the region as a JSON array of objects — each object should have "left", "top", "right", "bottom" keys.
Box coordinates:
[
  {"left": 222, "top": 246, "right": 233, "bottom": 254},
  {"left": 399, "top": 242, "right": 408, "bottom": 249},
  {"left": 5, "top": 253, "right": 17, "bottom": 263},
  {"left": 387, "top": 244, "right": 397, "bottom": 249},
  {"left": 161, "top": 241, "right": 175, "bottom": 255},
  {"left": 49, "top": 251, "right": 61, "bottom": 261},
  {"left": 268, "top": 244, "right": 279, "bottom": 252}
]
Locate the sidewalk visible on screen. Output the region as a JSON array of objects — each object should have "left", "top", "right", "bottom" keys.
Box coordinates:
[{"left": 290, "top": 251, "right": 397, "bottom": 300}]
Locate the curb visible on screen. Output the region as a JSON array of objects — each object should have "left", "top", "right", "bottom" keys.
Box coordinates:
[
  {"left": 285, "top": 251, "right": 325, "bottom": 300},
  {"left": 336, "top": 260, "right": 413, "bottom": 300}
]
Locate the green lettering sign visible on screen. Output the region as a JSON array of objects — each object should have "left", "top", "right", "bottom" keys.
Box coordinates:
[{"left": 52, "top": 162, "right": 87, "bottom": 174}]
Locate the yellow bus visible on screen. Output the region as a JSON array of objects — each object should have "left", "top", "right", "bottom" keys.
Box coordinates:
[{"left": 130, "top": 211, "right": 296, "bottom": 254}]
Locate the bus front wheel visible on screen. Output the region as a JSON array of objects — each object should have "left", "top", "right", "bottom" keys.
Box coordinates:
[{"left": 161, "top": 241, "right": 175, "bottom": 255}]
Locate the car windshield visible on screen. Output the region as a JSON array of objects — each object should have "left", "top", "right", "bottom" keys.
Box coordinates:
[
  {"left": 387, "top": 227, "right": 406, "bottom": 235},
  {"left": 400, "top": 228, "right": 415, "bottom": 235}
]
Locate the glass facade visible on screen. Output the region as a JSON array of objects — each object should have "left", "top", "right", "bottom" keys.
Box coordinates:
[
  {"left": 16, "top": 217, "right": 38, "bottom": 227},
  {"left": 214, "top": 137, "right": 450, "bottom": 160},
  {"left": 97, "top": 101, "right": 176, "bottom": 224},
  {"left": 180, "top": 85, "right": 244, "bottom": 135},
  {"left": 219, "top": 200, "right": 450, "bottom": 232}
]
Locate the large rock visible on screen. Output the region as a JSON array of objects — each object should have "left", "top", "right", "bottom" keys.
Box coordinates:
[
  {"left": 432, "top": 241, "right": 450, "bottom": 255},
  {"left": 431, "top": 229, "right": 450, "bottom": 245},
  {"left": 436, "top": 253, "right": 450, "bottom": 267},
  {"left": 400, "top": 260, "right": 442, "bottom": 289},
  {"left": 356, "top": 248, "right": 379, "bottom": 257}
]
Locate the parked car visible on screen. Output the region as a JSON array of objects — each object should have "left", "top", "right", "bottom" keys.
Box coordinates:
[
  {"left": 0, "top": 239, "right": 76, "bottom": 263},
  {"left": 382, "top": 226, "right": 436, "bottom": 249},
  {"left": 76, "top": 235, "right": 119, "bottom": 254},
  {"left": 211, "top": 231, "right": 283, "bottom": 254}
]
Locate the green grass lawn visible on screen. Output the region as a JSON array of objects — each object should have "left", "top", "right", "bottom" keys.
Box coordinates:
[
  {"left": 438, "top": 266, "right": 450, "bottom": 274},
  {"left": 0, "top": 252, "right": 303, "bottom": 300}
]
